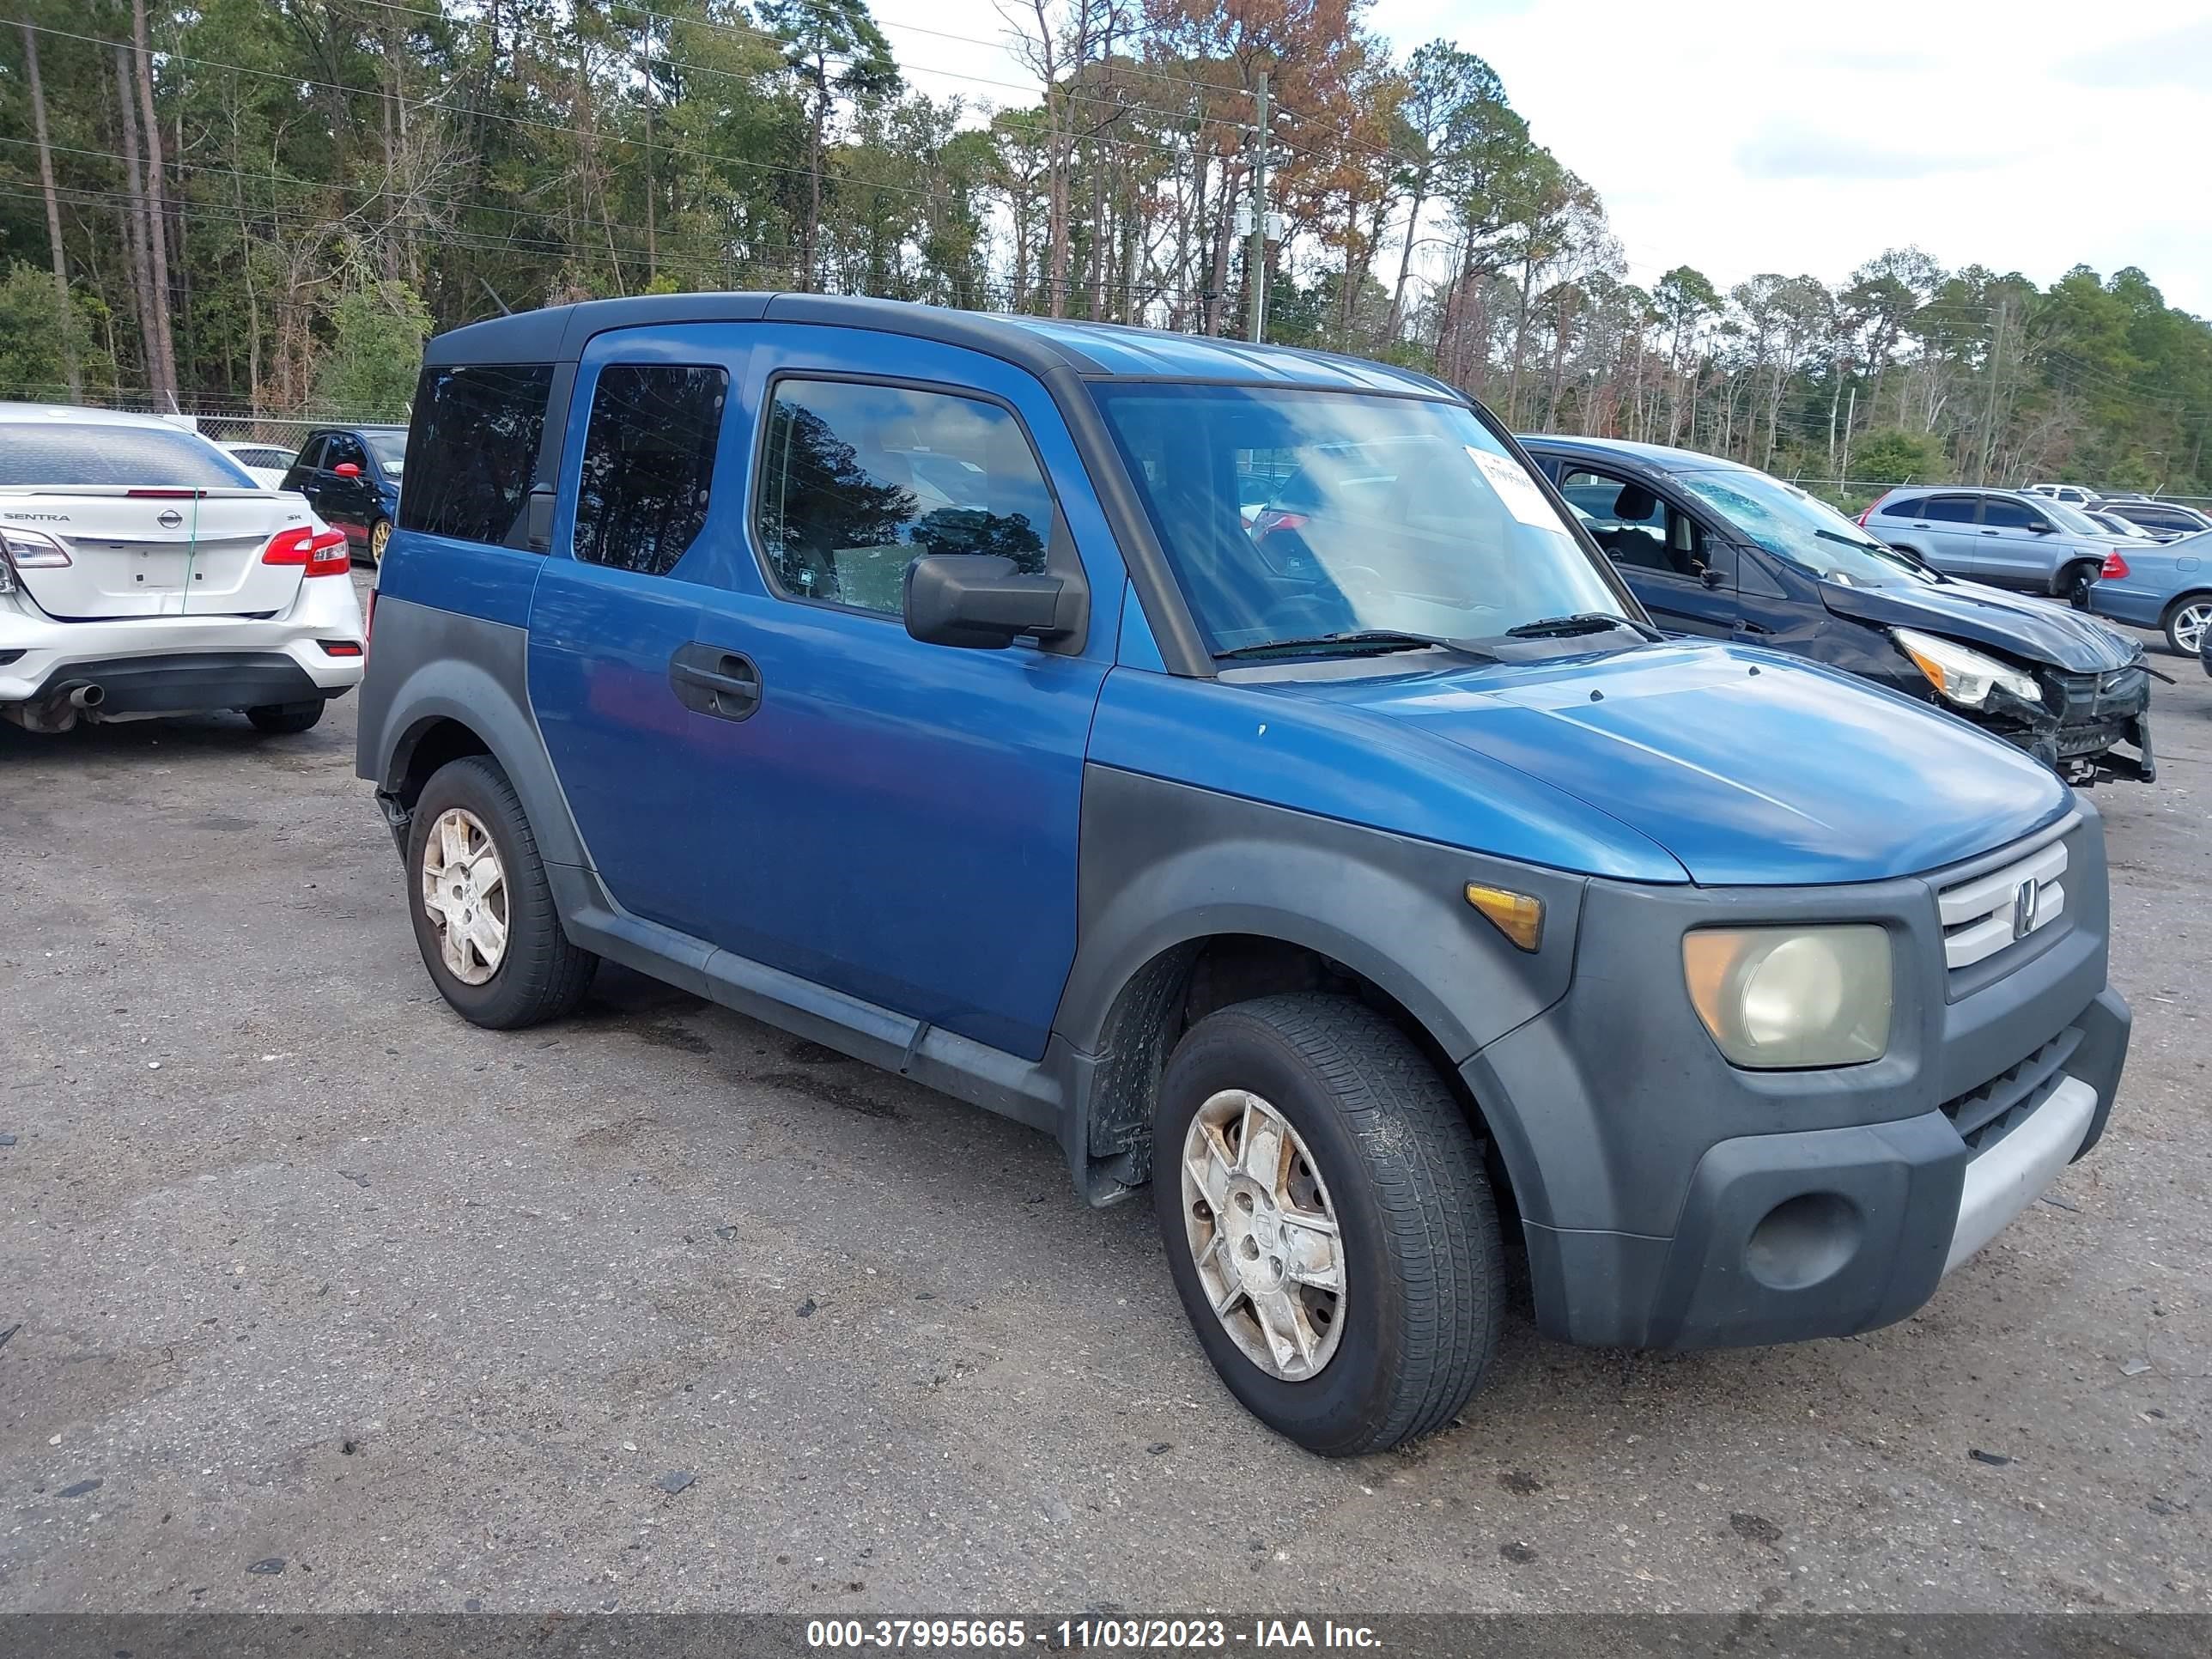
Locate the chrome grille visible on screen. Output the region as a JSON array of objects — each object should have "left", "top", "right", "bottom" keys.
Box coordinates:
[
  {"left": 1941, "top": 1028, "right": 2081, "bottom": 1156},
  {"left": 1937, "top": 837, "right": 2066, "bottom": 971}
]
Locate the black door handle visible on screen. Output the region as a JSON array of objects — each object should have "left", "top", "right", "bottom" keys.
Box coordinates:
[{"left": 670, "top": 644, "right": 762, "bottom": 721}]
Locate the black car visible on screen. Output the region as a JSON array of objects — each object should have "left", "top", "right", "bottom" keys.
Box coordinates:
[
  {"left": 279, "top": 425, "right": 406, "bottom": 565},
  {"left": 1518, "top": 436, "right": 2154, "bottom": 785}
]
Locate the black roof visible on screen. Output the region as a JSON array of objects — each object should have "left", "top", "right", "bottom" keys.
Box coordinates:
[{"left": 422, "top": 291, "right": 1462, "bottom": 399}]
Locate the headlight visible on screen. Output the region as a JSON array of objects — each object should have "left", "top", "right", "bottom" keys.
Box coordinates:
[
  {"left": 1893, "top": 627, "right": 2041, "bottom": 708},
  {"left": 1682, "top": 926, "right": 1892, "bottom": 1069}
]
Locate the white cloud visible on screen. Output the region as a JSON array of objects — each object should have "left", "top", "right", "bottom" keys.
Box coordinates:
[{"left": 874, "top": 0, "right": 2212, "bottom": 313}]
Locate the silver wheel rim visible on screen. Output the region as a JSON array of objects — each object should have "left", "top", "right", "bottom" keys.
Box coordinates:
[
  {"left": 2173, "top": 602, "right": 2211, "bottom": 655},
  {"left": 420, "top": 808, "right": 507, "bottom": 985},
  {"left": 1180, "top": 1089, "right": 1347, "bottom": 1381}
]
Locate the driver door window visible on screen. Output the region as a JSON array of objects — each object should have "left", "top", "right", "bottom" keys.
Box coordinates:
[
  {"left": 1559, "top": 468, "right": 1711, "bottom": 580},
  {"left": 1559, "top": 465, "right": 1735, "bottom": 636}
]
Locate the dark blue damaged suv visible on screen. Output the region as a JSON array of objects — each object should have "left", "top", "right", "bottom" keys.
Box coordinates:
[{"left": 359, "top": 294, "right": 2130, "bottom": 1455}]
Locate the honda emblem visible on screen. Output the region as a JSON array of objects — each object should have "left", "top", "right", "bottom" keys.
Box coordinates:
[{"left": 2012, "top": 878, "right": 2041, "bottom": 940}]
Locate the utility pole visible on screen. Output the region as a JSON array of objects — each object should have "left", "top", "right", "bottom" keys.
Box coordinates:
[
  {"left": 1839, "top": 386, "right": 1856, "bottom": 489},
  {"left": 641, "top": 10, "right": 657, "bottom": 282},
  {"left": 1977, "top": 300, "right": 2007, "bottom": 486},
  {"left": 1246, "top": 68, "right": 1270, "bottom": 344}
]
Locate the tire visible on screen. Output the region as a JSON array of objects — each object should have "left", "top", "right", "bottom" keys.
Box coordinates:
[
  {"left": 2056, "top": 561, "right": 2098, "bottom": 610},
  {"left": 1152, "top": 993, "right": 1505, "bottom": 1456},
  {"left": 406, "top": 755, "right": 598, "bottom": 1029},
  {"left": 2161, "top": 592, "right": 2212, "bottom": 659},
  {"left": 245, "top": 700, "right": 325, "bottom": 734},
  {"left": 366, "top": 518, "right": 392, "bottom": 568}
]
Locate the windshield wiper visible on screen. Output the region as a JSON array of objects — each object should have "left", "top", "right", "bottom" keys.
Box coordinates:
[
  {"left": 1504, "top": 612, "right": 1661, "bottom": 641},
  {"left": 1216, "top": 629, "right": 1501, "bottom": 662}
]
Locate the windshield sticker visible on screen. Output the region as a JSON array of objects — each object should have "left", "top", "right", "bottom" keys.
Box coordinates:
[{"left": 1467, "top": 447, "right": 1566, "bottom": 530}]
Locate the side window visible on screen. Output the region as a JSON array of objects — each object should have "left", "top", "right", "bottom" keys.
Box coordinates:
[
  {"left": 325, "top": 433, "right": 368, "bottom": 472},
  {"left": 754, "top": 379, "right": 1054, "bottom": 616},
  {"left": 295, "top": 434, "right": 327, "bottom": 471},
  {"left": 1559, "top": 467, "right": 1696, "bottom": 576},
  {"left": 1881, "top": 495, "right": 1927, "bottom": 518},
  {"left": 573, "top": 363, "right": 728, "bottom": 576},
  {"left": 1922, "top": 496, "right": 1978, "bottom": 523},
  {"left": 1979, "top": 498, "right": 2039, "bottom": 530},
  {"left": 401, "top": 363, "right": 555, "bottom": 547}
]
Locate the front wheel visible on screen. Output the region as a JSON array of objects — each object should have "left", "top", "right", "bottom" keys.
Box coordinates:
[
  {"left": 367, "top": 518, "right": 392, "bottom": 568},
  {"left": 2163, "top": 593, "right": 2212, "bottom": 658},
  {"left": 2056, "top": 561, "right": 2098, "bottom": 610},
  {"left": 245, "top": 700, "right": 325, "bottom": 734},
  {"left": 1152, "top": 994, "right": 1505, "bottom": 1456},
  {"left": 406, "top": 756, "right": 598, "bottom": 1029}
]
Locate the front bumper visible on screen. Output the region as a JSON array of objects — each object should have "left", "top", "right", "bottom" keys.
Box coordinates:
[
  {"left": 1979, "top": 662, "right": 2154, "bottom": 785},
  {"left": 1471, "top": 809, "right": 2130, "bottom": 1350}
]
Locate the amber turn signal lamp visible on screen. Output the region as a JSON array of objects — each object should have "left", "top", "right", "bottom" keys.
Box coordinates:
[{"left": 1465, "top": 883, "right": 1544, "bottom": 951}]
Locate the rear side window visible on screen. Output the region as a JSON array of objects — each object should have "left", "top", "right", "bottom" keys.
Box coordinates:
[
  {"left": 753, "top": 379, "right": 1054, "bottom": 615},
  {"left": 402, "top": 364, "right": 554, "bottom": 547},
  {"left": 0, "top": 424, "right": 252, "bottom": 488},
  {"left": 573, "top": 364, "right": 728, "bottom": 576},
  {"left": 1922, "top": 496, "right": 1978, "bottom": 523},
  {"left": 1878, "top": 495, "right": 1927, "bottom": 518},
  {"left": 2124, "top": 506, "right": 2197, "bottom": 530}
]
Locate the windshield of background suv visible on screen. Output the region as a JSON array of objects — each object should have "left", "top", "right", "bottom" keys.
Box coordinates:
[
  {"left": 364, "top": 430, "right": 407, "bottom": 477},
  {"left": 1678, "top": 469, "right": 1936, "bottom": 587},
  {"left": 2041, "top": 498, "right": 2107, "bottom": 537},
  {"left": 1094, "top": 384, "right": 1626, "bottom": 655},
  {"left": 0, "top": 424, "right": 254, "bottom": 489}
]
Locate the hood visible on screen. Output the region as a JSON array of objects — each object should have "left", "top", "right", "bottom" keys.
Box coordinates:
[
  {"left": 1820, "top": 577, "right": 2139, "bottom": 672},
  {"left": 1261, "top": 643, "right": 2070, "bottom": 886}
]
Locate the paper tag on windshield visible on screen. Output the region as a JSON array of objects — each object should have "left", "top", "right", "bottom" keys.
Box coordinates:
[{"left": 1467, "top": 446, "right": 1567, "bottom": 531}]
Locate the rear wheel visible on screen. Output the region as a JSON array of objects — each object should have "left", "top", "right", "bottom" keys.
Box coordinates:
[
  {"left": 367, "top": 518, "right": 392, "bottom": 567},
  {"left": 245, "top": 700, "right": 324, "bottom": 734},
  {"left": 407, "top": 756, "right": 597, "bottom": 1028},
  {"left": 2057, "top": 560, "right": 2099, "bottom": 610},
  {"left": 2162, "top": 593, "right": 2212, "bottom": 658},
  {"left": 1152, "top": 993, "right": 1504, "bottom": 1456}
]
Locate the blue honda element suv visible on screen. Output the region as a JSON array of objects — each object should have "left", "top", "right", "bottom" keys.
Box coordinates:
[{"left": 359, "top": 295, "right": 2130, "bottom": 1455}]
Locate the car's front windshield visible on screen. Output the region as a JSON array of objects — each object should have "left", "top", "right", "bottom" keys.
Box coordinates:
[
  {"left": 365, "top": 431, "right": 407, "bottom": 477},
  {"left": 1676, "top": 469, "right": 1935, "bottom": 587},
  {"left": 2041, "top": 498, "right": 2106, "bottom": 537},
  {"left": 1092, "top": 384, "right": 1628, "bottom": 656}
]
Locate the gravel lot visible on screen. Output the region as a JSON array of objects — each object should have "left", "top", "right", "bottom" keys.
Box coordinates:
[{"left": 3, "top": 586, "right": 2206, "bottom": 1614}]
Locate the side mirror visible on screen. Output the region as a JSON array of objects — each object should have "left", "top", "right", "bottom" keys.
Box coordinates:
[
  {"left": 332, "top": 462, "right": 362, "bottom": 478},
  {"left": 2026, "top": 520, "right": 2056, "bottom": 533},
  {"left": 524, "top": 484, "right": 556, "bottom": 552},
  {"left": 903, "top": 554, "right": 1075, "bottom": 650},
  {"left": 1699, "top": 565, "right": 1726, "bottom": 589}
]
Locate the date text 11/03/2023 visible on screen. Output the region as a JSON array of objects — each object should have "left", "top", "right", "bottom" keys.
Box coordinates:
[{"left": 805, "top": 1619, "right": 1385, "bottom": 1650}]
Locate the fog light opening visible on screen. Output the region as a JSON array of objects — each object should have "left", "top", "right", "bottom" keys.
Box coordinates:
[{"left": 1744, "top": 1192, "right": 1863, "bottom": 1291}]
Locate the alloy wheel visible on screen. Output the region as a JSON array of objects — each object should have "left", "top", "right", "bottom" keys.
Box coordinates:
[
  {"left": 2172, "top": 601, "right": 2211, "bottom": 656},
  {"left": 1180, "top": 1089, "right": 1347, "bottom": 1381},
  {"left": 420, "top": 808, "right": 508, "bottom": 985}
]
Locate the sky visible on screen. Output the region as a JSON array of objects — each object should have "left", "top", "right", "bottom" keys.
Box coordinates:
[{"left": 871, "top": 0, "right": 2212, "bottom": 316}]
